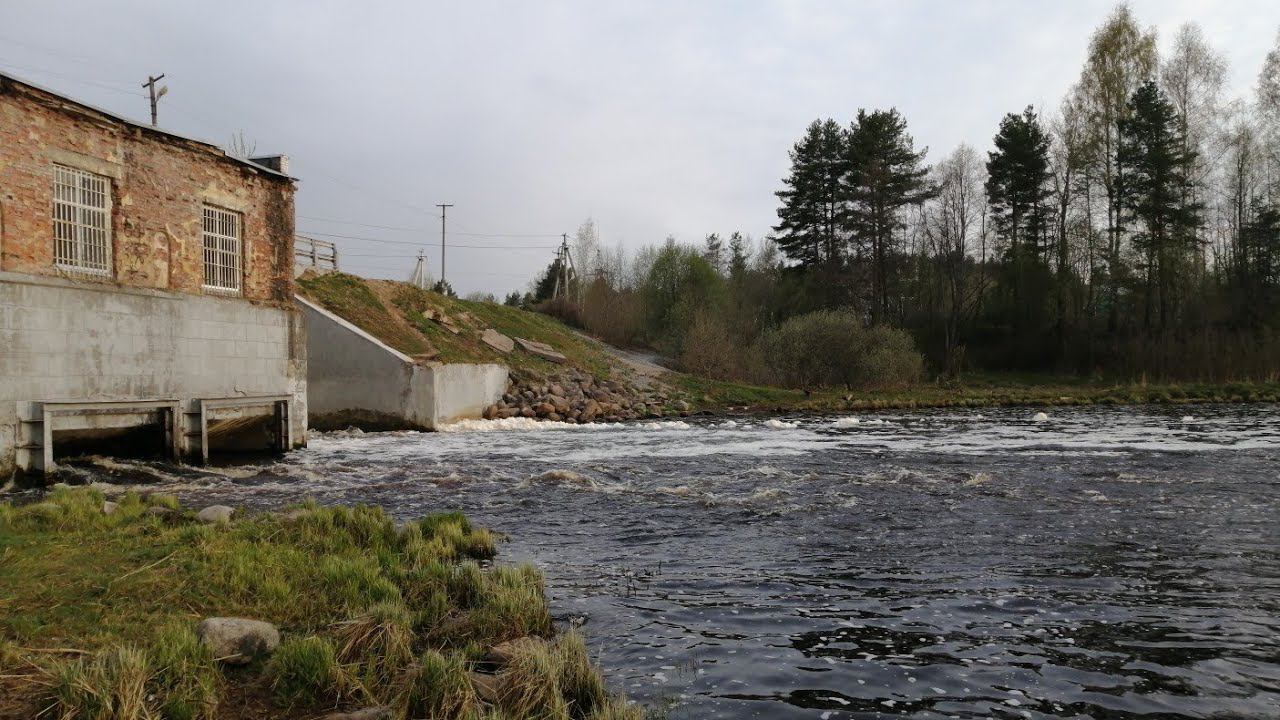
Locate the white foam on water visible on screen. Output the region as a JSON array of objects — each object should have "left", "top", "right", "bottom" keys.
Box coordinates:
[
  {"left": 764, "top": 419, "right": 798, "bottom": 430},
  {"left": 832, "top": 417, "right": 861, "bottom": 428},
  {"left": 1032, "top": 412, "right": 1050, "bottom": 422},
  {"left": 440, "top": 417, "right": 592, "bottom": 432},
  {"left": 641, "top": 421, "right": 693, "bottom": 430},
  {"left": 1181, "top": 415, "right": 1195, "bottom": 423}
]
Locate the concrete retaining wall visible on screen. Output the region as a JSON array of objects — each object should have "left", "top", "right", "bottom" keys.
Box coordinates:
[
  {"left": 0, "top": 271, "right": 307, "bottom": 475},
  {"left": 299, "top": 296, "right": 506, "bottom": 430}
]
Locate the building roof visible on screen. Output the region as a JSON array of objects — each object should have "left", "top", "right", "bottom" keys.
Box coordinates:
[{"left": 0, "top": 71, "right": 295, "bottom": 181}]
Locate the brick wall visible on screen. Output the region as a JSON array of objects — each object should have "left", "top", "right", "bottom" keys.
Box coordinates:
[{"left": 0, "top": 77, "right": 295, "bottom": 305}]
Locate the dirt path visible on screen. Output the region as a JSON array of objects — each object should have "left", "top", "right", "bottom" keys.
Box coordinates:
[{"left": 569, "top": 330, "right": 671, "bottom": 385}]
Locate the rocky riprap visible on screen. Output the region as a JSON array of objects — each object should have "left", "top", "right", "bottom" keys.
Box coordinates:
[{"left": 483, "top": 368, "right": 691, "bottom": 423}]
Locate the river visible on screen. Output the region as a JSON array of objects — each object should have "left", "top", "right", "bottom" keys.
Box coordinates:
[{"left": 59, "top": 404, "right": 1280, "bottom": 719}]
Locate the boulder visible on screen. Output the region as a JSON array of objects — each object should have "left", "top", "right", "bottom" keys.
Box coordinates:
[
  {"left": 102, "top": 501, "right": 119, "bottom": 515},
  {"left": 514, "top": 337, "right": 568, "bottom": 364},
  {"left": 196, "top": 505, "right": 234, "bottom": 524},
  {"left": 197, "top": 617, "right": 280, "bottom": 664},
  {"left": 480, "top": 328, "right": 515, "bottom": 354},
  {"left": 483, "top": 404, "right": 499, "bottom": 420},
  {"left": 318, "top": 707, "right": 392, "bottom": 720},
  {"left": 471, "top": 672, "right": 501, "bottom": 704}
]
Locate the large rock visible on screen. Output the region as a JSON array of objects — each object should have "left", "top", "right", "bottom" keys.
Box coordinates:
[
  {"left": 515, "top": 337, "right": 568, "bottom": 364},
  {"left": 102, "top": 501, "right": 119, "bottom": 516},
  {"left": 197, "top": 618, "right": 280, "bottom": 664},
  {"left": 196, "top": 505, "right": 234, "bottom": 524},
  {"left": 480, "top": 328, "right": 515, "bottom": 353}
]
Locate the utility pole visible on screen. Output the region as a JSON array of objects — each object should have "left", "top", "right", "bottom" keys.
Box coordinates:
[
  {"left": 436, "top": 203, "right": 453, "bottom": 290},
  {"left": 141, "top": 74, "right": 167, "bottom": 126}
]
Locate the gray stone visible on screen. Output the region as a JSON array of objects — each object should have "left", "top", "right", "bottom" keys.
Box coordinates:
[
  {"left": 102, "top": 500, "right": 119, "bottom": 515},
  {"left": 197, "top": 617, "right": 280, "bottom": 664},
  {"left": 196, "top": 505, "right": 234, "bottom": 524},
  {"left": 480, "top": 328, "right": 515, "bottom": 353},
  {"left": 515, "top": 337, "right": 569, "bottom": 364}
]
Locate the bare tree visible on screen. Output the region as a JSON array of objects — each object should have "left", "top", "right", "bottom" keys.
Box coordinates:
[{"left": 923, "top": 144, "right": 986, "bottom": 376}]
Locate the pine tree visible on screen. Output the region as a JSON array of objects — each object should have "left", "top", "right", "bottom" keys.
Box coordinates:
[
  {"left": 1117, "top": 80, "right": 1202, "bottom": 332},
  {"left": 986, "top": 107, "right": 1054, "bottom": 328},
  {"left": 773, "top": 119, "right": 847, "bottom": 268},
  {"left": 986, "top": 107, "right": 1054, "bottom": 264},
  {"left": 843, "top": 108, "right": 933, "bottom": 324}
]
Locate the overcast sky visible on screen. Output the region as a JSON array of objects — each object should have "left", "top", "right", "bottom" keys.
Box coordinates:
[{"left": 2, "top": 1, "right": 1278, "bottom": 296}]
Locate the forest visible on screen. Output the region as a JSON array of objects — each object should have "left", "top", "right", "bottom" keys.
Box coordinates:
[{"left": 514, "top": 5, "right": 1280, "bottom": 388}]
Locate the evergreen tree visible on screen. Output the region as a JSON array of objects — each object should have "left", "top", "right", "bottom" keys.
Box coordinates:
[
  {"left": 774, "top": 119, "right": 847, "bottom": 268},
  {"left": 986, "top": 107, "right": 1054, "bottom": 263},
  {"left": 985, "top": 107, "right": 1054, "bottom": 330},
  {"left": 1117, "top": 80, "right": 1202, "bottom": 332},
  {"left": 843, "top": 108, "right": 933, "bottom": 324}
]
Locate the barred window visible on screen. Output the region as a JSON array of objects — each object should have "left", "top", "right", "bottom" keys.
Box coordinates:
[
  {"left": 202, "top": 205, "right": 242, "bottom": 294},
  {"left": 52, "top": 164, "right": 112, "bottom": 275}
]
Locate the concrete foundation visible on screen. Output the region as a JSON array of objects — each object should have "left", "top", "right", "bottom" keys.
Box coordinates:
[
  {"left": 299, "top": 296, "right": 506, "bottom": 430},
  {"left": 0, "top": 272, "right": 307, "bottom": 476}
]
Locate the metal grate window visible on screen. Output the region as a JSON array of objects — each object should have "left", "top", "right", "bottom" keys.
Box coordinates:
[
  {"left": 202, "top": 205, "right": 243, "bottom": 294},
  {"left": 52, "top": 164, "right": 112, "bottom": 275}
]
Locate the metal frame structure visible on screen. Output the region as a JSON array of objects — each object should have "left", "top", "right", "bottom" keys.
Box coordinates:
[
  {"left": 201, "top": 204, "right": 243, "bottom": 294},
  {"left": 52, "top": 164, "right": 112, "bottom": 276}
]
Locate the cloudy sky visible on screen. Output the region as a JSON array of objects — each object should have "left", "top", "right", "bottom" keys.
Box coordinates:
[{"left": 2, "top": 1, "right": 1277, "bottom": 296}]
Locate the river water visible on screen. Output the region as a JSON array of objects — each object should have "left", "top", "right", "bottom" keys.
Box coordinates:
[{"left": 60, "top": 405, "right": 1280, "bottom": 718}]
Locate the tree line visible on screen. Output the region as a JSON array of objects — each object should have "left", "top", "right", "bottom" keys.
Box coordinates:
[{"left": 520, "top": 5, "right": 1280, "bottom": 387}]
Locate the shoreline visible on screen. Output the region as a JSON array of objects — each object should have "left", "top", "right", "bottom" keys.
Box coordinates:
[{"left": 675, "top": 375, "right": 1280, "bottom": 415}]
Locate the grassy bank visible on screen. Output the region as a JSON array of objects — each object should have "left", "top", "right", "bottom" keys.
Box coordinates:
[
  {"left": 675, "top": 373, "right": 1280, "bottom": 413},
  {"left": 297, "top": 273, "right": 614, "bottom": 378},
  {"left": 0, "top": 487, "right": 640, "bottom": 720}
]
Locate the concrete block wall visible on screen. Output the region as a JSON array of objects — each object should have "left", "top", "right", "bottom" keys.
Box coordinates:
[
  {"left": 0, "top": 272, "right": 307, "bottom": 475},
  {"left": 300, "top": 296, "right": 505, "bottom": 431}
]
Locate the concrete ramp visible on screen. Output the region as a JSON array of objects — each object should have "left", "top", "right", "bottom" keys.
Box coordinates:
[{"left": 298, "top": 296, "right": 506, "bottom": 430}]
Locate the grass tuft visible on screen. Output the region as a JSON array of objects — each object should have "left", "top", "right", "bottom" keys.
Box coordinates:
[
  {"left": 266, "top": 636, "right": 343, "bottom": 706},
  {"left": 50, "top": 644, "right": 152, "bottom": 720},
  {"left": 395, "top": 649, "right": 479, "bottom": 719},
  {"left": 149, "top": 622, "right": 219, "bottom": 720},
  {"left": 336, "top": 600, "right": 415, "bottom": 692}
]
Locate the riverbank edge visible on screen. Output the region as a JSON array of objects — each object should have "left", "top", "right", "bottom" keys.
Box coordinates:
[
  {"left": 0, "top": 487, "right": 642, "bottom": 720},
  {"left": 673, "top": 375, "right": 1280, "bottom": 415}
]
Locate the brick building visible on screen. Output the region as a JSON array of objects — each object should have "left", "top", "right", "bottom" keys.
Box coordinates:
[{"left": 0, "top": 72, "right": 307, "bottom": 477}]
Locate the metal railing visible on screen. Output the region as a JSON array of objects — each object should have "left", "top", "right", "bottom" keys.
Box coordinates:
[{"left": 295, "top": 235, "right": 339, "bottom": 274}]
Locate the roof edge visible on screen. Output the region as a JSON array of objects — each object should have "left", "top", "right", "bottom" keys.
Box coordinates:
[{"left": 0, "top": 71, "right": 296, "bottom": 182}]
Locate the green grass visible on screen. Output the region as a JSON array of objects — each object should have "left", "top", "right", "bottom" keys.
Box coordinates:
[{"left": 0, "top": 487, "right": 640, "bottom": 719}]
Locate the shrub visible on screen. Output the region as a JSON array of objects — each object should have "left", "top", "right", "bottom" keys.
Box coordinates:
[
  {"left": 755, "top": 310, "right": 923, "bottom": 389},
  {"left": 678, "top": 310, "right": 741, "bottom": 380}
]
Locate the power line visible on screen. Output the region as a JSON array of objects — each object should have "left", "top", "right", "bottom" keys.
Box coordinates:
[
  {"left": 297, "top": 229, "right": 557, "bottom": 250},
  {"left": 0, "top": 59, "right": 148, "bottom": 98},
  {"left": 302, "top": 212, "right": 563, "bottom": 238}
]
